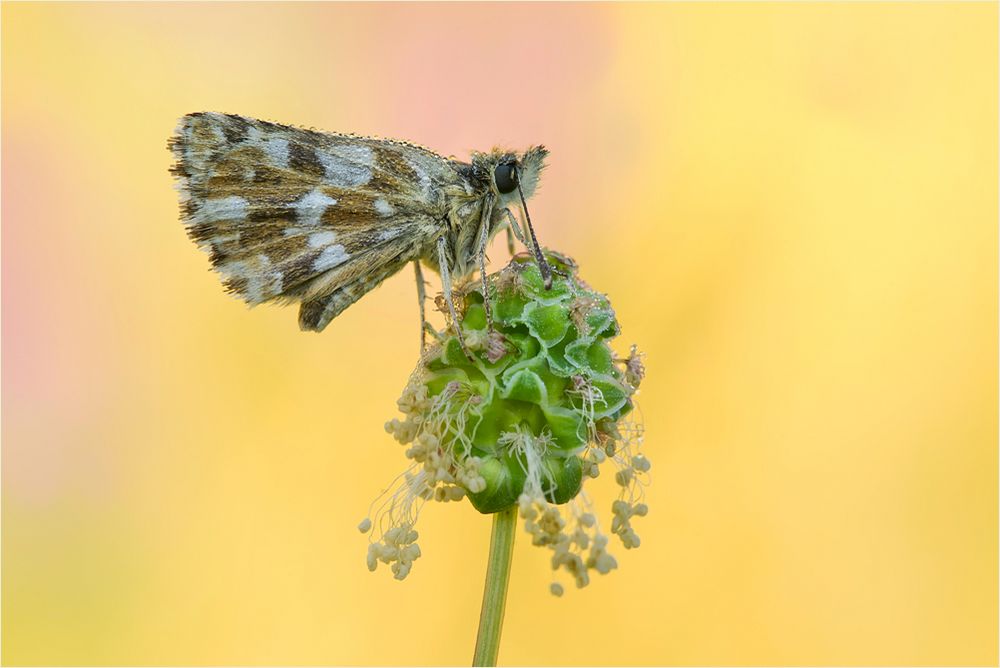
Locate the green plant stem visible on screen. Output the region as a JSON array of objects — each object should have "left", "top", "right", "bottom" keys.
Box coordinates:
[{"left": 473, "top": 505, "right": 517, "bottom": 666}]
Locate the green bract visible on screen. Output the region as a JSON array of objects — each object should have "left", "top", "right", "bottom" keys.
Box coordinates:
[
  {"left": 368, "top": 251, "right": 648, "bottom": 588},
  {"left": 419, "top": 252, "right": 635, "bottom": 513}
]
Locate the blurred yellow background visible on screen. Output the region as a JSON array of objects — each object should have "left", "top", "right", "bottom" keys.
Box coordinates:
[{"left": 2, "top": 2, "right": 996, "bottom": 665}]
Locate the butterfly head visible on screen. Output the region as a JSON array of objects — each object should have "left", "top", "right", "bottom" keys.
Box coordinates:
[
  {"left": 477, "top": 146, "right": 548, "bottom": 202},
  {"left": 481, "top": 145, "right": 553, "bottom": 288}
]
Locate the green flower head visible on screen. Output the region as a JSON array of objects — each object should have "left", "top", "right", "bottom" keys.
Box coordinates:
[{"left": 361, "top": 252, "right": 648, "bottom": 592}]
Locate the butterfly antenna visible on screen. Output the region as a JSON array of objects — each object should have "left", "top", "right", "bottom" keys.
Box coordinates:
[{"left": 514, "top": 167, "right": 553, "bottom": 290}]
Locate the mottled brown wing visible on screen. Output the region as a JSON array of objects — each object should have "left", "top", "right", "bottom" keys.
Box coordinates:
[
  {"left": 296, "top": 236, "right": 418, "bottom": 332},
  {"left": 169, "top": 112, "right": 464, "bottom": 331}
]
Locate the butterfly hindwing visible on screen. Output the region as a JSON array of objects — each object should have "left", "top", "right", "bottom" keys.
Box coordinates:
[{"left": 297, "top": 235, "right": 421, "bottom": 332}]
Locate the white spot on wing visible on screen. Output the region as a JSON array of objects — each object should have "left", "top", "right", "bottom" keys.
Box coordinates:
[
  {"left": 378, "top": 227, "right": 402, "bottom": 241},
  {"left": 245, "top": 126, "right": 289, "bottom": 168},
  {"left": 256, "top": 254, "right": 283, "bottom": 298},
  {"left": 313, "top": 245, "right": 350, "bottom": 272},
  {"left": 195, "top": 196, "right": 248, "bottom": 223},
  {"left": 373, "top": 198, "right": 395, "bottom": 216},
  {"left": 319, "top": 147, "right": 372, "bottom": 187},
  {"left": 264, "top": 137, "right": 289, "bottom": 168},
  {"left": 335, "top": 144, "right": 374, "bottom": 166},
  {"left": 220, "top": 254, "right": 283, "bottom": 304},
  {"left": 294, "top": 188, "right": 338, "bottom": 227},
  {"left": 308, "top": 230, "right": 338, "bottom": 248},
  {"left": 405, "top": 156, "right": 432, "bottom": 197},
  {"left": 207, "top": 120, "right": 226, "bottom": 143}
]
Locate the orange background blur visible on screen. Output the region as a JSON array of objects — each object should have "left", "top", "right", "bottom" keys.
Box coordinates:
[{"left": 2, "top": 2, "right": 997, "bottom": 665}]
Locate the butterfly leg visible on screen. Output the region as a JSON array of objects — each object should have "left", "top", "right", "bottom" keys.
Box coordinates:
[
  {"left": 436, "top": 236, "right": 472, "bottom": 358},
  {"left": 476, "top": 197, "right": 496, "bottom": 334},
  {"left": 515, "top": 203, "right": 532, "bottom": 250},
  {"left": 414, "top": 260, "right": 429, "bottom": 351},
  {"left": 503, "top": 207, "right": 528, "bottom": 254},
  {"left": 415, "top": 261, "right": 444, "bottom": 347}
]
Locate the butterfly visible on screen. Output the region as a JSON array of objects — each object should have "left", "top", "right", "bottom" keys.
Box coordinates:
[{"left": 169, "top": 112, "right": 552, "bottom": 348}]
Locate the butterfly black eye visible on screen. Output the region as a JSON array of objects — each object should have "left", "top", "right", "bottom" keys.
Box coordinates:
[{"left": 494, "top": 162, "right": 518, "bottom": 194}]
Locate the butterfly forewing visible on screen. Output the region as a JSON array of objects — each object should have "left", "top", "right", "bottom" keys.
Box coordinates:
[{"left": 170, "top": 112, "right": 462, "bottom": 329}]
